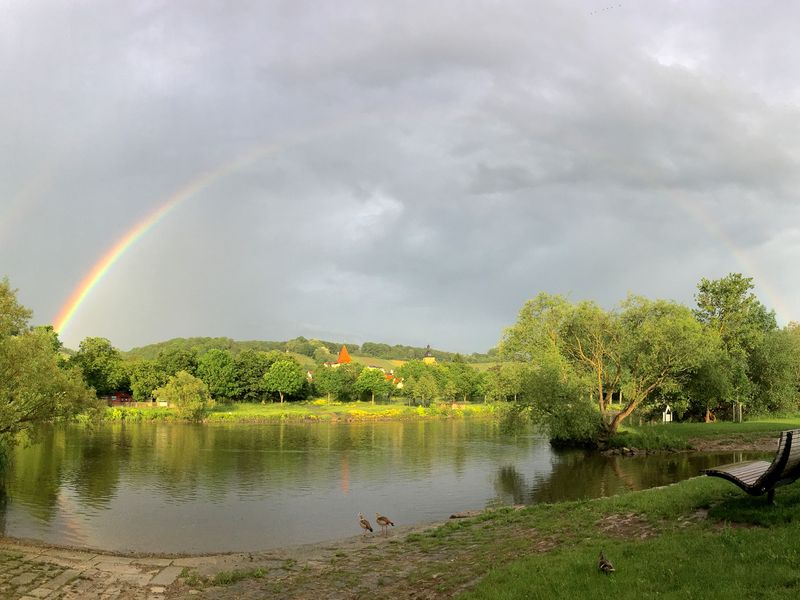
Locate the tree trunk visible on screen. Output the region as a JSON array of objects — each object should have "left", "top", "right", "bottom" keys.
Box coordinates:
[
  {"left": 279, "top": 391, "right": 284, "bottom": 403},
  {"left": 371, "top": 391, "right": 375, "bottom": 404}
]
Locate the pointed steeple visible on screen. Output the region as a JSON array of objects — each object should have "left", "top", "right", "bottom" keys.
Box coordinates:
[{"left": 337, "top": 345, "right": 352, "bottom": 364}]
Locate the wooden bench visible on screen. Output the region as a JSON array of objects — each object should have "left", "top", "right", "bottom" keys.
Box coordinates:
[{"left": 704, "top": 429, "right": 800, "bottom": 504}]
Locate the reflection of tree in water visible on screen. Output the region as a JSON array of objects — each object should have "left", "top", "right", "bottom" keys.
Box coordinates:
[
  {"left": 6, "top": 426, "right": 68, "bottom": 521},
  {"left": 493, "top": 465, "right": 530, "bottom": 505},
  {"left": 0, "top": 488, "right": 8, "bottom": 536},
  {"left": 494, "top": 450, "right": 764, "bottom": 506},
  {"left": 70, "top": 426, "right": 124, "bottom": 509}
]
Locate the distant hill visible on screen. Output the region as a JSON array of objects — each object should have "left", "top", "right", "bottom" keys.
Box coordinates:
[{"left": 122, "top": 336, "right": 496, "bottom": 364}]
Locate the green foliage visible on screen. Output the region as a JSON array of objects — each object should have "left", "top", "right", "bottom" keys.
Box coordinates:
[
  {"left": 263, "top": 359, "right": 307, "bottom": 403},
  {"left": 128, "top": 359, "right": 166, "bottom": 402},
  {"left": 614, "top": 296, "right": 715, "bottom": 425},
  {"left": 233, "top": 349, "right": 273, "bottom": 402},
  {"left": 353, "top": 368, "right": 393, "bottom": 403},
  {"left": 517, "top": 351, "right": 602, "bottom": 446},
  {"left": 692, "top": 273, "right": 785, "bottom": 414},
  {"left": 501, "top": 290, "right": 728, "bottom": 443},
  {"left": 156, "top": 347, "right": 199, "bottom": 378},
  {"left": 153, "top": 371, "right": 214, "bottom": 421},
  {"left": 410, "top": 373, "right": 440, "bottom": 406},
  {"left": 196, "top": 348, "right": 239, "bottom": 402},
  {"left": 483, "top": 362, "right": 528, "bottom": 402},
  {"left": 360, "top": 341, "right": 493, "bottom": 363},
  {"left": 747, "top": 328, "right": 800, "bottom": 414},
  {"left": 0, "top": 278, "right": 97, "bottom": 450},
  {"left": 70, "top": 336, "right": 126, "bottom": 396}
]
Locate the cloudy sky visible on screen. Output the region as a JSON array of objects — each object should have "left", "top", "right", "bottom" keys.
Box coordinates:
[{"left": 2, "top": 1, "right": 799, "bottom": 353}]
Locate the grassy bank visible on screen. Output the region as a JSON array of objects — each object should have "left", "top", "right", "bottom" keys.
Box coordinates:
[
  {"left": 102, "top": 400, "right": 504, "bottom": 423},
  {"left": 610, "top": 415, "right": 800, "bottom": 452},
  {"left": 177, "top": 473, "right": 800, "bottom": 599}
]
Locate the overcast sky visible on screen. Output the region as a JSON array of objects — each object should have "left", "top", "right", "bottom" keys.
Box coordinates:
[{"left": 2, "top": 1, "right": 799, "bottom": 353}]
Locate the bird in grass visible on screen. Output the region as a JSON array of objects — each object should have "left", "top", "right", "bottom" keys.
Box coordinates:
[
  {"left": 358, "top": 512, "right": 373, "bottom": 536},
  {"left": 598, "top": 551, "right": 615, "bottom": 574},
  {"left": 375, "top": 512, "right": 395, "bottom": 536}
]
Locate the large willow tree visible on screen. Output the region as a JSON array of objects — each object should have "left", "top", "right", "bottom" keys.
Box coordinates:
[
  {"left": 500, "top": 292, "right": 716, "bottom": 441},
  {"left": 0, "top": 278, "right": 95, "bottom": 453}
]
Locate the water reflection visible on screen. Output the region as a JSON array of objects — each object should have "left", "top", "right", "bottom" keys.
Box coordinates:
[{"left": 1, "top": 422, "right": 765, "bottom": 553}]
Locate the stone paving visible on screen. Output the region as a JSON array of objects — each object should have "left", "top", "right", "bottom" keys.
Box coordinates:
[
  {"left": 0, "top": 524, "right": 435, "bottom": 599},
  {"left": 0, "top": 542, "right": 197, "bottom": 600}
]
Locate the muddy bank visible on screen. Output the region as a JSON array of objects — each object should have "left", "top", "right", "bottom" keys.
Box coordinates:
[{"left": 688, "top": 435, "right": 779, "bottom": 453}]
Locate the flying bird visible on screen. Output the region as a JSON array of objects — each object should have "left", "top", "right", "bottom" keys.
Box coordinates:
[
  {"left": 598, "top": 551, "right": 615, "bottom": 574},
  {"left": 358, "top": 512, "right": 373, "bottom": 536},
  {"left": 375, "top": 512, "right": 395, "bottom": 536}
]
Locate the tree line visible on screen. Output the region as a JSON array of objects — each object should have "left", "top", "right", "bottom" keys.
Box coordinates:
[
  {"left": 66, "top": 337, "right": 505, "bottom": 409},
  {"left": 122, "top": 336, "right": 494, "bottom": 365}
]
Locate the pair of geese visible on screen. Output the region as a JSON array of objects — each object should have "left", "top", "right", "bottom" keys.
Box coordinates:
[{"left": 358, "top": 512, "right": 394, "bottom": 536}]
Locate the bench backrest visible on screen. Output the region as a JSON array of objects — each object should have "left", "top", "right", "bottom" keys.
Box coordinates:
[
  {"left": 778, "top": 429, "right": 800, "bottom": 483},
  {"left": 760, "top": 429, "right": 800, "bottom": 489}
]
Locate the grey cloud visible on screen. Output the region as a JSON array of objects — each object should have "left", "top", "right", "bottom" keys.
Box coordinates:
[{"left": 2, "top": 0, "right": 800, "bottom": 352}]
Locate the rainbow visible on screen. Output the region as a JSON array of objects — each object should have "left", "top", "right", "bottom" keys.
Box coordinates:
[
  {"left": 671, "top": 195, "right": 791, "bottom": 319},
  {"left": 52, "top": 143, "right": 280, "bottom": 335}
]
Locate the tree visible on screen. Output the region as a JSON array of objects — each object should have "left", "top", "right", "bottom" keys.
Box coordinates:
[
  {"left": 197, "top": 349, "right": 239, "bottom": 402},
  {"left": 263, "top": 359, "right": 306, "bottom": 403},
  {"left": 234, "top": 349, "right": 272, "bottom": 402},
  {"left": 353, "top": 368, "right": 393, "bottom": 404},
  {"left": 313, "top": 345, "right": 333, "bottom": 364},
  {"left": 156, "top": 347, "right": 198, "bottom": 378},
  {"left": 153, "top": 371, "right": 214, "bottom": 421},
  {"left": 484, "top": 363, "right": 528, "bottom": 402},
  {"left": 441, "top": 362, "right": 480, "bottom": 402},
  {"left": 611, "top": 296, "right": 715, "bottom": 432},
  {"left": 694, "top": 273, "right": 777, "bottom": 412},
  {"left": 129, "top": 359, "right": 167, "bottom": 402},
  {"left": 411, "top": 374, "right": 439, "bottom": 406},
  {"left": 748, "top": 328, "right": 800, "bottom": 414},
  {"left": 0, "top": 278, "right": 96, "bottom": 451},
  {"left": 501, "top": 292, "right": 716, "bottom": 441},
  {"left": 71, "top": 337, "right": 125, "bottom": 396}
]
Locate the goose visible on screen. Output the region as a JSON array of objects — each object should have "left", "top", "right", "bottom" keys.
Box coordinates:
[
  {"left": 358, "top": 512, "right": 373, "bottom": 536},
  {"left": 375, "top": 512, "right": 395, "bottom": 536}
]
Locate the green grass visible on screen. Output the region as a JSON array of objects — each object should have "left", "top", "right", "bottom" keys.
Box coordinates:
[
  {"left": 446, "top": 476, "right": 800, "bottom": 599},
  {"left": 206, "top": 400, "right": 501, "bottom": 422},
  {"left": 102, "top": 400, "right": 503, "bottom": 423},
  {"left": 611, "top": 415, "right": 800, "bottom": 451}
]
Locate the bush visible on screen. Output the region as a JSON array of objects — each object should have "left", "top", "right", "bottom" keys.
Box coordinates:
[{"left": 154, "top": 371, "right": 214, "bottom": 422}]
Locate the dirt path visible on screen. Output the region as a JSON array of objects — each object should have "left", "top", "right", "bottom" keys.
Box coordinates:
[{"left": 687, "top": 434, "right": 779, "bottom": 453}]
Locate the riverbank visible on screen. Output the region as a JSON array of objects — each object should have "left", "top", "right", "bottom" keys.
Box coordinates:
[
  {"left": 102, "top": 400, "right": 505, "bottom": 424},
  {"left": 4, "top": 473, "right": 799, "bottom": 599},
  {"left": 610, "top": 415, "right": 800, "bottom": 452}
]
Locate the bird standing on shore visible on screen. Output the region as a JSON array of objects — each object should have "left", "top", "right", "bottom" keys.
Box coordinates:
[
  {"left": 375, "top": 512, "right": 395, "bottom": 536},
  {"left": 598, "top": 551, "right": 615, "bottom": 574},
  {"left": 358, "top": 512, "right": 373, "bottom": 536}
]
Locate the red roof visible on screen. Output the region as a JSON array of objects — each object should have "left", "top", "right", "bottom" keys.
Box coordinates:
[{"left": 337, "top": 345, "right": 352, "bottom": 364}]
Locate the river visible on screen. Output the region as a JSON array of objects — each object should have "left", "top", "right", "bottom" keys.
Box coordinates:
[{"left": 1, "top": 420, "right": 760, "bottom": 553}]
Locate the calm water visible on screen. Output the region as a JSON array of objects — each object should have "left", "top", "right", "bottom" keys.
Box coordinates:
[{"left": 1, "top": 420, "right": 760, "bottom": 553}]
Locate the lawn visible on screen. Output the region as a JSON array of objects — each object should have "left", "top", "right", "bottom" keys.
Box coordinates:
[
  {"left": 103, "top": 400, "right": 502, "bottom": 423},
  {"left": 611, "top": 415, "right": 800, "bottom": 451}
]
